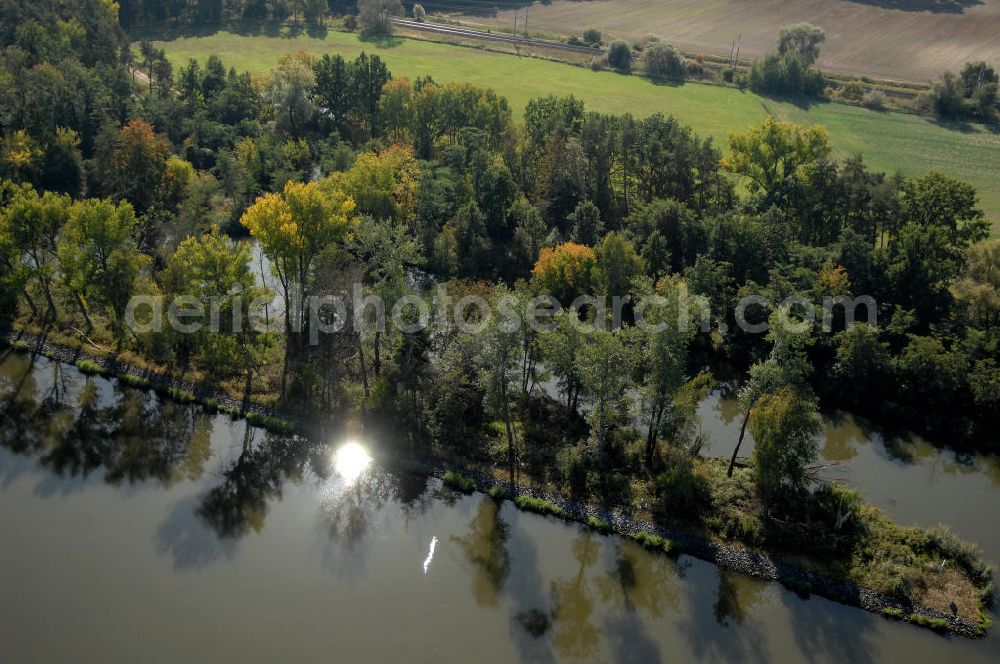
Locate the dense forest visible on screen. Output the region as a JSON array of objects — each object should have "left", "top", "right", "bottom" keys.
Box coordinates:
[{"left": 2, "top": 0, "right": 998, "bottom": 622}]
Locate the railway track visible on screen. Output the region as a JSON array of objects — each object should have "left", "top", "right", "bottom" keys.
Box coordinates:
[
  {"left": 391, "top": 18, "right": 603, "bottom": 56},
  {"left": 391, "top": 18, "right": 920, "bottom": 99}
]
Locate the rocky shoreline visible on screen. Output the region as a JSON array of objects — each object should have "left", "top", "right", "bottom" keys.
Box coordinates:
[
  {"left": 2, "top": 328, "right": 986, "bottom": 638},
  {"left": 4, "top": 329, "right": 274, "bottom": 418}
]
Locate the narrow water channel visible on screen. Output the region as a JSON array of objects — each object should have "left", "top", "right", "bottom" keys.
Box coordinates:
[{"left": 1, "top": 352, "right": 998, "bottom": 662}]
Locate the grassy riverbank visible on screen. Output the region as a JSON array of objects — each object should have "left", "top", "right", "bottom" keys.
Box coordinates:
[{"left": 150, "top": 27, "right": 1000, "bottom": 231}]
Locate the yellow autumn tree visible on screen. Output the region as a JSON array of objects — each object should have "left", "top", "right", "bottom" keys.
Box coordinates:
[
  {"left": 324, "top": 143, "right": 419, "bottom": 224},
  {"left": 723, "top": 118, "right": 831, "bottom": 198},
  {"left": 532, "top": 242, "right": 596, "bottom": 304},
  {"left": 240, "top": 180, "right": 355, "bottom": 339}
]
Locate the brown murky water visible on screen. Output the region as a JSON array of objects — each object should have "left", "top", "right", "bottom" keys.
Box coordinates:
[{"left": 1, "top": 352, "right": 998, "bottom": 662}]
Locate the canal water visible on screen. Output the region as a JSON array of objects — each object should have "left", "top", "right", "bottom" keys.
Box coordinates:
[{"left": 1, "top": 351, "right": 998, "bottom": 662}]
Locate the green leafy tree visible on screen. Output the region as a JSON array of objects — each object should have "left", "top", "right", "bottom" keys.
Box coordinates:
[
  {"left": 350, "top": 216, "right": 423, "bottom": 377},
  {"left": 578, "top": 327, "right": 632, "bottom": 469},
  {"left": 542, "top": 308, "right": 586, "bottom": 413},
  {"left": 58, "top": 198, "right": 150, "bottom": 344},
  {"left": 263, "top": 53, "right": 317, "bottom": 139},
  {"left": 510, "top": 197, "right": 548, "bottom": 271},
  {"left": 41, "top": 127, "right": 84, "bottom": 197},
  {"left": 724, "top": 119, "right": 832, "bottom": 207},
  {"left": 643, "top": 42, "right": 685, "bottom": 80},
  {"left": 951, "top": 239, "right": 1000, "bottom": 330},
  {"left": 3, "top": 183, "right": 70, "bottom": 317},
  {"left": 0, "top": 183, "right": 31, "bottom": 321},
  {"left": 592, "top": 231, "right": 644, "bottom": 302},
  {"left": 162, "top": 226, "right": 271, "bottom": 379},
  {"left": 750, "top": 387, "right": 822, "bottom": 503},
  {"left": 633, "top": 276, "right": 703, "bottom": 465},
  {"left": 240, "top": 180, "right": 356, "bottom": 344},
  {"left": 607, "top": 40, "right": 633, "bottom": 73},
  {"left": 478, "top": 283, "right": 526, "bottom": 484},
  {"left": 568, "top": 200, "right": 603, "bottom": 246},
  {"left": 776, "top": 23, "right": 826, "bottom": 66},
  {"left": 830, "top": 323, "right": 889, "bottom": 405},
  {"left": 727, "top": 306, "right": 814, "bottom": 477},
  {"left": 358, "top": 0, "right": 402, "bottom": 36}
]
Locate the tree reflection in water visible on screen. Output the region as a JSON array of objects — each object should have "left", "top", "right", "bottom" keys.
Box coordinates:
[
  {"left": 198, "top": 422, "right": 327, "bottom": 539},
  {"left": 597, "top": 540, "right": 685, "bottom": 618},
  {"left": 452, "top": 498, "right": 511, "bottom": 607},
  {"left": 0, "top": 354, "right": 212, "bottom": 488},
  {"left": 549, "top": 531, "right": 602, "bottom": 658},
  {"left": 713, "top": 568, "right": 766, "bottom": 627}
]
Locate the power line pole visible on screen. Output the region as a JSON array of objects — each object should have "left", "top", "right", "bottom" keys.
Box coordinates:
[{"left": 514, "top": 13, "right": 520, "bottom": 57}]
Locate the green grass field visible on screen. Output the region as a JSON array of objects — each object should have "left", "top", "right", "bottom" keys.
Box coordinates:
[{"left": 153, "top": 29, "right": 1000, "bottom": 231}]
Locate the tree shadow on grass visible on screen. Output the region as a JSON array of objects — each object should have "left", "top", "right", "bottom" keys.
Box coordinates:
[
  {"left": 129, "top": 19, "right": 327, "bottom": 44},
  {"left": 647, "top": 76, "right": 687, "bottom": 90},
  {"left": 928, "top": 115, "right": 1000, "bottom": 135},
  {"left": 358, "top": 33, "right": 404, "bottom": 49},
  {"left": 844, "top": 0, "right": 982, "bottom": 14},
  {"left": 758, "top": 92, "right": 824, "bottom": 112}
]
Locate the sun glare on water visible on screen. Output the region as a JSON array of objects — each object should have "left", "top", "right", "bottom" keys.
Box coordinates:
[{"left": 333, "top": 442, "right": 372, "bottom": 486}]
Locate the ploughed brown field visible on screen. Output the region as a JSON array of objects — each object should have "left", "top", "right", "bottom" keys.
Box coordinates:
[{"left": 465, "top": 0, "right": 1000, "bottom": 83}]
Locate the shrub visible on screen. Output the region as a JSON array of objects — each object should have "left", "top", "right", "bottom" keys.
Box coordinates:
[
  {"left": 246, "top": 411, "right": 295, "bottom": 433},
  {"left": 862, "top": 90, "right": 887, "bottom": 111},
  {"left": 11, "top": 339, "right": 30, "bottom": 352},
  {"left": 582, "top": 28, "right": 601, "bottom": 46},
  {"left": 655, "top": 449, "right": 712, "bottom": 521},
  {"left": 607, "top": 40, "right": 633, "bottom": 73},
  {"left": 120, "top": 373, "right": 151, "bottom": 389},
  {"left": 749, "top": 51, "right": 824, "bottom": 96},
  {"left": 841, "top": 80, "right": 864, "bottom": 101},
  {"left": 443, "top": 471, "right": 477, "bottom": 494},
  {"left": 909, "top": 614, "right": 950, "bottom": 633},
  {"left": 76, "top": 359, "right": 107, "bottom": 376},
  {"left": 165, "top": 386, "right": 196, "bottom": 403},
  {"left": 925, "top": 62, "right": 998, "bottom": 121},
  {"left": 685, "top": 60, "right": 704, "bottom": 79},
  {"left": 631, "top": 531, "right": 675, "bottom": 554},
  {"left": 514, "top": 495, "right": 567, "bottom": 519},
  {"left": 412, "top": 3, "right": 425, "bottom": 21},
  {"left": 587, "top": 516, "right": 614, "bottom": 534},
  {"left": 781, "top": 577, "right": 812, "bottom": 598},
  {"left": 482, "top": 420, "right": 506, "bottom": 438},
  {"left": 488, "top": 486, "right": 507, "bottom": 501},
  {"left": 343, "top": 14, "right": 358, "bottom": 31},
  {"left": 555, "top": 443, "right": 592, "bottom": 497},
  {"left": 925, "top": 72, "right": 966, "bottom": 118},
  {"left": 881, "top": 607, "right": 904, "bottom": 619},
  {"left": 643, "top": 42, "right": 685, "bottom": 81}
]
